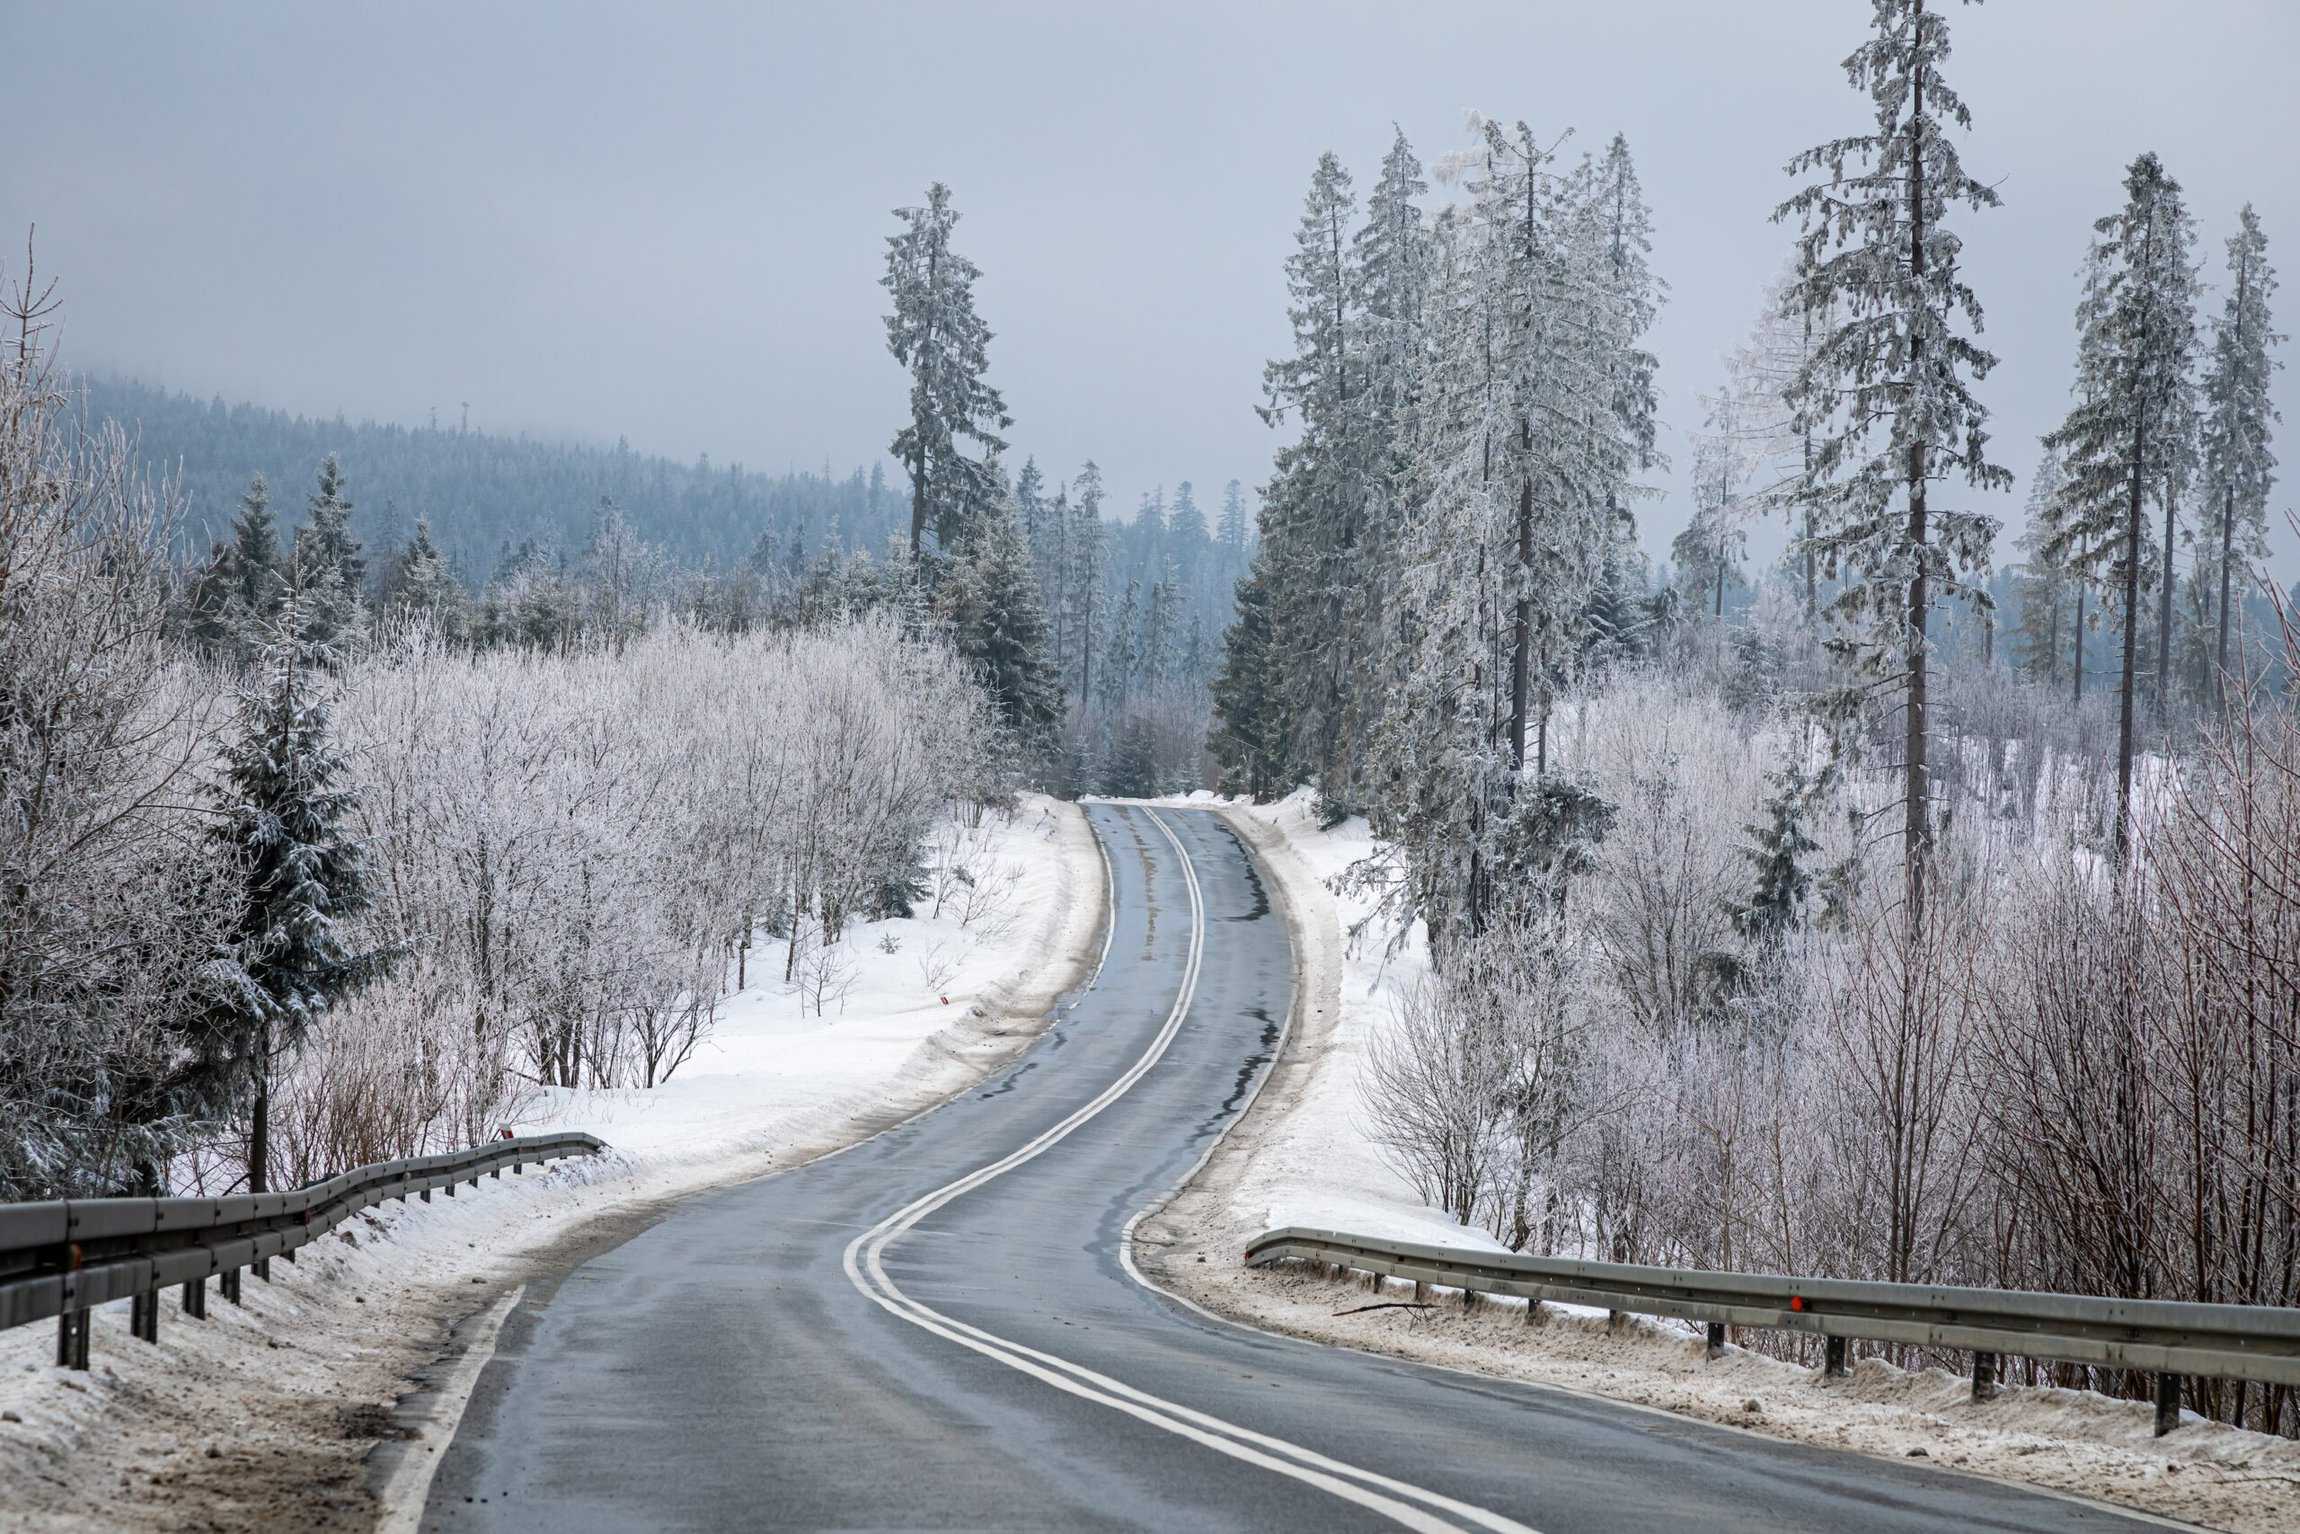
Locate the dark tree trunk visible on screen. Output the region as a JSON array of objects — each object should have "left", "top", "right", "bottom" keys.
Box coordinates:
[
  {"left": 2075, "top": 586, "right": 2086, "bottom": 704},
  {"left": 2117, "top": 408, "right": 2146, "bottom": 865},
  {"left": 1903, "top": 28, "right": 1932, "bottom": 929},
  {"left": 2215, "top": 484, "right": 2237, "bottom": 713},
  {"left": 248, "top": 1018, "right": 271, "bottom": 1195},
  {"left": 2156, "top": 470, "right": 2176, "bottom": 719}
]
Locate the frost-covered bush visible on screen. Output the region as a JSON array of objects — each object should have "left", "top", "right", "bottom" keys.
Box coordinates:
[
  {"left": 0, "top": 274, "right": 238, "bottom": 1200},
  {"left": 307, "top": 614, "right": 1002, "bottom": 1158}
]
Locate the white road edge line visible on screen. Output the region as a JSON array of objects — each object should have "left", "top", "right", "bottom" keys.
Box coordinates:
[
  {"left": 841, "top": 805, "right": 1540, "bottom": 1534},
  {"left": 374, "top": 1284, "right": 525, "bottom": 1534}
]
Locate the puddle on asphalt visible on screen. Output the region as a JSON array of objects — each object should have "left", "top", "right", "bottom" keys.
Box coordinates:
[{"left": 1215, "top": 824, "right": 1271, "bottom": 922}]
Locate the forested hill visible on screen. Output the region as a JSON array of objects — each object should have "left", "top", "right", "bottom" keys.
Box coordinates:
[{"left": 78, "top": 374, "right": 903, "bottom": 577}]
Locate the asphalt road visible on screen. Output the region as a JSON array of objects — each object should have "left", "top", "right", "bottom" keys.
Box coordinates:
[{"left": 425, "top": 803, "right": 2164, "bottom": 1533}]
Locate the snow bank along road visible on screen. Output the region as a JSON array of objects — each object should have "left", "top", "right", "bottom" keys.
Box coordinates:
[{"left": 420, "top": 804, "right": 2166, "bottom": 1533}]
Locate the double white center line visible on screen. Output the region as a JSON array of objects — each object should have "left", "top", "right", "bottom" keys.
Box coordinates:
[{"left": 842, "top": 806, "right": 1537, "bottom": 1534}]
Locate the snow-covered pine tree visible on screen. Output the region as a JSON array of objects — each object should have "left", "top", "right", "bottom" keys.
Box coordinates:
[
  {"left": 1014, "top": 456, "right": 1047, "bottom": 559},
  {"left": 389, "top": 514, "right": 464, "bottom": 636},
  {"left": 1776, "top": 0, "right": 2009, "bottom": 922},
  {"left": 1472, "top": 120, "right": 1623, "bottom": 780},
  {"left": 1165, "top": 479, "right": 1208, "bottom": 600},
  {"left": 1682, "top": 350, "right": 1763, "bottom": 617},
  {"left": 1593, "top": 133, "right": 1665, "bottom": 572},
  {"left": 2041, "top": 151, "right": 2200, "bottom": 859},
  {"left": 1731, "top": 757, "right": 1826, "bottom": 948},
  {"left": 1252, "top": 150, "right": 1363, "bottom": 800},
  {"left": 2011, "top": 448, "right": 2073, "bottom": 689},
  {"left": 1140, "top": 566, "right": 1180, "bottom": 689},
  {"left": 883, "top": 182, "right": 1011, "bottom": 561},
  {"left": 225, "top": 473, "right": 285, "bottom": 654},
  {"left": 1735, "top": 258, "right": 1828, "bottom": 621},
  {"left": 1341, "top": 128, "right": 1433, "bottom": 796},
  {"left": 204, "top": 586, "right": 384, "bottom": 1193},
  {"left": 1215, "top": 479, "right": 1249, "bottom": 556},
  {"left": 935, "top": 487, "right": 1060, "bottom": 748},
  {"left": 1039, "top": 481, "right": 1072, "bottom": 678},
  {"left": 294, "top": 454, "right": 366, "bottom": 651},
  {"left": 1099, "top": 576, "right": 1141, "bottom": 714},
  {"left": 1065, "top": 462, "right": 1107, "bottom": 710},
  {"left": 2199, "top": 204, "right": 2281, "bottom": 711},
  {"left": 1209, "top": 555, "right": 1285, "bottom": 798}
]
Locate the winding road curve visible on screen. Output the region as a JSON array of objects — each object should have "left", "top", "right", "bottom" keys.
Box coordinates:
[{"left": 424, "top": 804, "right": 2164, "bottom": 1533}]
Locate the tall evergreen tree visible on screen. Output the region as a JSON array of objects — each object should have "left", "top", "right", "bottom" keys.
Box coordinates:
[
  {"left": 204, "top": 591, "right": 383, "bottom": 1193},
  {"left": 1594, "top": 133, "right": 1666, "bottom": 569},
  {"left": 2042, "top": 151, "right": 2200, "bottom": 859},
  {"left": 1777, "top": 0, "right": 2009, "bottom": 924},
  {"left": 1215, "top": 479, "right": 1250, "bottom": 555},
  {"left": 294, "top": 454, "right": 366, "bottom": 650},
  {"left": 2200, "top": 204, "right": 2281, "bottom": 711},
  {"left": 937, "top": 491, "right": 1061, "bottom": 747},
  {"left": 388, "top": 515, "right": 464, "bottom": 635},
  {"left": 883, "top": 182, "right": 1010, "bottom": 560},
  {"left": 2012, "top": 448, "right": 2074, "bottom": 688},
  {"left": 1209, "top": 556, "right": 1285, "bottom": 798},
  {"left": 1065, "top": 462, "right": 1107, "bottom": 710},
  {"left": 1253, "top": 151, "right": 1363, "bottom": 797}
]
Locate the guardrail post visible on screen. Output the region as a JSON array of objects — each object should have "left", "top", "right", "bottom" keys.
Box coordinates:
[
  {"left": 1824, "top": 1335, "right": 1848, "bottom": 1379},
  {"left": 1972, "top": 1351, "right": 1998, "bottom": 1402},
  {"left": 255, "top": 1257, "right": 271, "bottom": 1283},
  {"left": 1705, "top": 1321, "right": 1725, "bottom": 1359},
  {"left": 182, "top": 1277, "right": 206, "bottom": 1319},
  {"left": 221, "top": 1266, "right": 242, "bottom": 1305},
  {"left": 2155, "top": 1373, "right": 2182, "bottom": 1437},
  {"left": 1412, "top": 1280, "right": 1426, "bottom": 1304},
  {"left": 56, "top": 1309, "right": 91, "bottom": 1369},
  {"left": 131, "top": 1287, "right": 159, "bottom": 1344}
]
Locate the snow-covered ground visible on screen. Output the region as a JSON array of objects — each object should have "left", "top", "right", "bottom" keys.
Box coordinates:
[
  {"left": 0, "top": 793, "right": 1104, "bottom": 1534},
  {"left": 1138, "top": 788, "right": 2300, "bottom": 1534}
]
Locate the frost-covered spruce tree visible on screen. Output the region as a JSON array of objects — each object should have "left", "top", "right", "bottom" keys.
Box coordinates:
[
  {"left": 1215, "top": 479, "right": 1249, "bottom": 556},
  {"left": 1776, "top": 0, "right": 2009, "bottom": 923},
  {"left": 294, "top": 454, "right": 366, "bottom": 651},
  {"left": 1681, "top": 349, "right": 1763, "bottom": 617},
  {"left": 1208, "top": 554, "right": 1285, "bottom": 798},
  {"left": 883, "top": 182, "right": 1011, "bottom": 561},
  {"left": 1341, "top": 128, "right": 1433, "bottom": 789},
  {"left": 2042, "top": 151, "right": 2200, "bottom": 859},
  {"left": 1250, "top": 150, "right": 1363, "bottom": 800},
  {"left": 1470, "top": 120, "right": 1624, "bottom": 779},
  {"left": 1732, "top": 758, "right": 1826, "bottom": 950},
  {"left": 935, "top": 487, "right": 1060, "bottom": 748},
  {"left": 1594, "top": 133, "right": 1665, "bottom": 562},
  {"left": 1733, "top": 258, "right": 1829, "bottom": 621},
  {"left": 205, "top": 588, "right": 384, "bottom": 1193},
  {"left": 2200, "top": 205, "right": 2280, "bottom": 710},
  {"left": 196, "top": 473, "right": 287, "bottom": 661},
  {"left": 2011, "top": 448, "right": 2076, "bottom": 691},
  {"left": 388, "top": 514, "right": 464, "bottom": 636},
  {"left": 1064, "top": 461, "right": 1106, "bottom": 709},
  {"left": 1099, "top": 576, "right": 1140, "bottom": 714}
]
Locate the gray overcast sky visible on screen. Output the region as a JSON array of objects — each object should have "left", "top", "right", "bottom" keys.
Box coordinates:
[{"left": 5, "top": 1, "right": 2296, "bottom": 582}]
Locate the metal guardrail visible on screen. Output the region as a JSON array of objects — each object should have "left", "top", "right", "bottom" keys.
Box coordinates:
[
  {"left": 1, "top": 1132, "right": 605, "bottom": 1368},
  {"left": 1246, "top": 1226, "right": 2300, "bottom": 1436}
]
